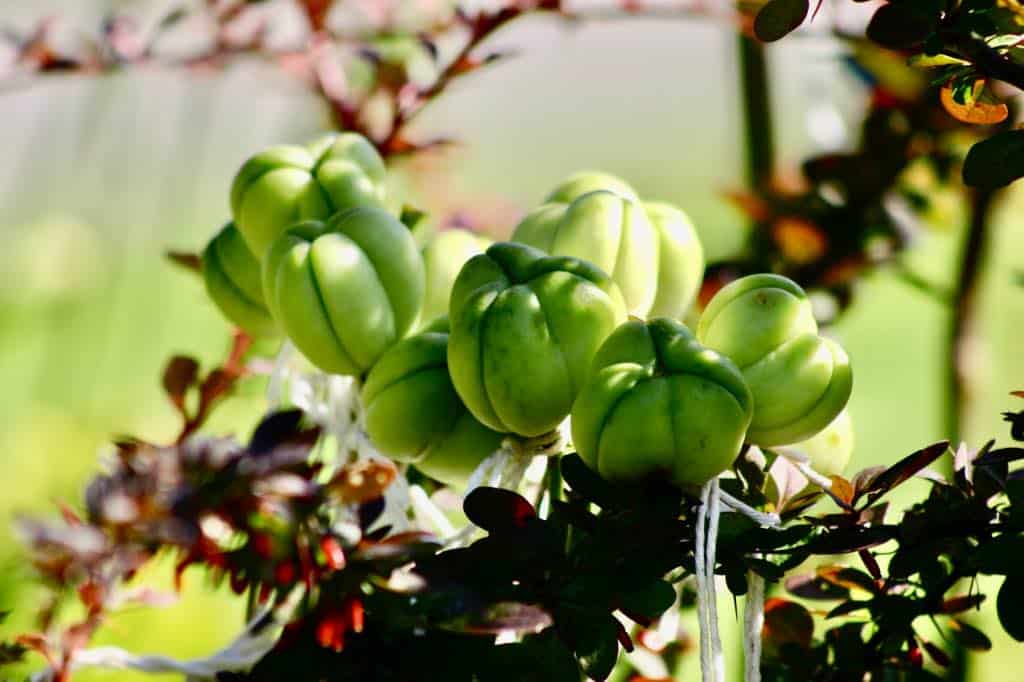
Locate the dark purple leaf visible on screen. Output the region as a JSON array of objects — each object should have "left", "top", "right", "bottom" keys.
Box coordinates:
[
  {"left": 941, "top": 594, "right": 985, "bottom": 614},
  {"left": 974, "top": 447, "right": 1024, "bottom": 467},
  {"left": 249, "top": 409, "right": 306, "bottom": 455},
  {"left": 805, "top": 525, "right": 895, "bottom": 554},
  {"left": 853, "top": 442, "right": 949, "bottom": 507},
  {"left": 859, "top": 549, "right": 882, "bottom": 580},
  {"left": 850, "top": 466, "right": 886, "bottom": 495},
  {"left": 463, "top": 487, "right": 536, "bottom": 534}
]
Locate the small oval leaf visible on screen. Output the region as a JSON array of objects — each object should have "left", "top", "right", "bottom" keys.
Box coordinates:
[
  {"left": 866, "top": 4, "right": 937, "bottom": 49},
  {"left": 463, "top": 487, "right": 536, "bottom": 534},
  {"left": 763, "top": 598, "right": 814, "bottom": 649},
  {"left": 998, "top": 576, "right": 1024, "bottom": 641},
  {"left": 948, "top": 619, "right": 993, "bottom": 651},
  {"left": 963, "top": 129, "right": 1024, "bottom": 189},
  {"left": 754, "top": 0, "right": 810, "bottom": 42}
]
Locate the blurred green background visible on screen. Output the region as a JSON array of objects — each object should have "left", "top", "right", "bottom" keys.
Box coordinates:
[{"left": 1, "top": 1, "right": 1022, "bottom": 680}]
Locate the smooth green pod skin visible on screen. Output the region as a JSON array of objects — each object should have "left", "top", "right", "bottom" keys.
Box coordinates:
[
  {"left": 511, "top": 191, "right": 660, "bottom": 317},
  {"left": 229, "top": 133, "right": 388, "bottom": 258},
  {"left": 790, "top": 409, "right": 854, "bottom": 479},
  {"left": 644, "top": 201, "right": 705, "bottom": 320},
  {"left": 361, "top": 317, "right": 502, "bottom": 487},
  {"left": 447, "top": 242, "right": 627, "bottom": 437},
  {"left": 696, "top": 274, "right": 853, "bottom": 447},
  {"left": 202, "top": 222, "right": 277, "bottom": 337},
  {"left": 420, "top": 229, "right": 491, "bottom": 326},
  {"left": 263, "top": 207, "right": 425, "bottom": 376},
  {"left": 571, "top": 318, "right": 753, "bottom": 488},
  {"left": 544, "top": 171, "right": 639, "bottom": 204}
]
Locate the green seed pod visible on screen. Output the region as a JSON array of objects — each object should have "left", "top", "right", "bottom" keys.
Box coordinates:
[
  {"left": 201, "top": 222, "right": 277, "bottom": 337},
  {"left": 263, "top": 207, "right": 425, "bottom": 376},
  {"left": 696, "top": 274, "right": 852, "bottom": 447},
  {"left": 572, "top": 318, "right": 753, "bottom": 487},
  {"left": 766, "top": 409, "right": 855, "bottom": 504},
  {"left": 420, "top": 229, "right": 491, "bottom": 326},
  {"left": 511, "top": 190, "right": 660, "bottom": 317},
  {"left": 448, "top": 241, "right": 627, "bottom": 437},
  {"left": 644, "top": 201, "right": 705, "bottom": 320},
  {"left": 362, "top": 317, "right": 503, "bottom": 488},
  {"left": 544, "top": 171, "right": 640, "bottom": 204},
  {"left": 229, "top": 133, "right": 387, "bottom": 258},
  {"left": 790, "top": 408, "right": 854, "bottom": 479}
]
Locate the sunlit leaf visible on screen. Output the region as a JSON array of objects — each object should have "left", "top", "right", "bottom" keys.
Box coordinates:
[{"left": 940, "top": 80, "right": 1008, "bottom": 124}]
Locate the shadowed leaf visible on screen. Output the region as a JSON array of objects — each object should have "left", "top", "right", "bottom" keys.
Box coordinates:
[
  {"left": 463, "top": 487, "right": 536, "bottom": 534},
  {"left": 463, "top": 602, "right": 553, "bottom": 635},
  {"left": 785, "top": 573, "right": 849, "bottom": 600},
  {"left": 817, "top": 566, "right": 877, "bottom": 594},
  {"left": 866, "top": 4, "right": 937, "bottom": 49},
  {"left": 618, "top": 579, "right": 676, "bottom": 621},
  {"left": 763, "top": 598, "right": 814, "bottom": 649},
  {"left": 922, "top": 640, "right": 951, "bottom": 667},
  {"left": 948, "top": 619, "right": 992, "bottom": 651},
  {"left": 998, "top": 576, "right": 1024, "bottom": 641},
  {"left": 754, "top": 0, "right": 809, "bottom": 42},
  {"left": 963, "top": 130, "right": 1024, "bottom": 188}
]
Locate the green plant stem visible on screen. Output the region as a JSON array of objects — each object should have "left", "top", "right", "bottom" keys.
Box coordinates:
[
  {"left": 737, "top": 34, "right": 776, "bottom": 188},
  {"left": 945, "top": 187, "right": 997, "bottom": 444}
]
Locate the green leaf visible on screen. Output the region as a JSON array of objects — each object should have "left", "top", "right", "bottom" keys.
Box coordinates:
[
  {"left": 998, "top": 576, "right": 1024, "bottom": 641},
  {"left": 963, "top": 130, "right": 1024, "bottom": 188},
  {"left": 908, "top": 53, "right": 970, "bottom": 68},
  {"left": 754, "top": 0, "right": 810, "bottom": 43}
]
